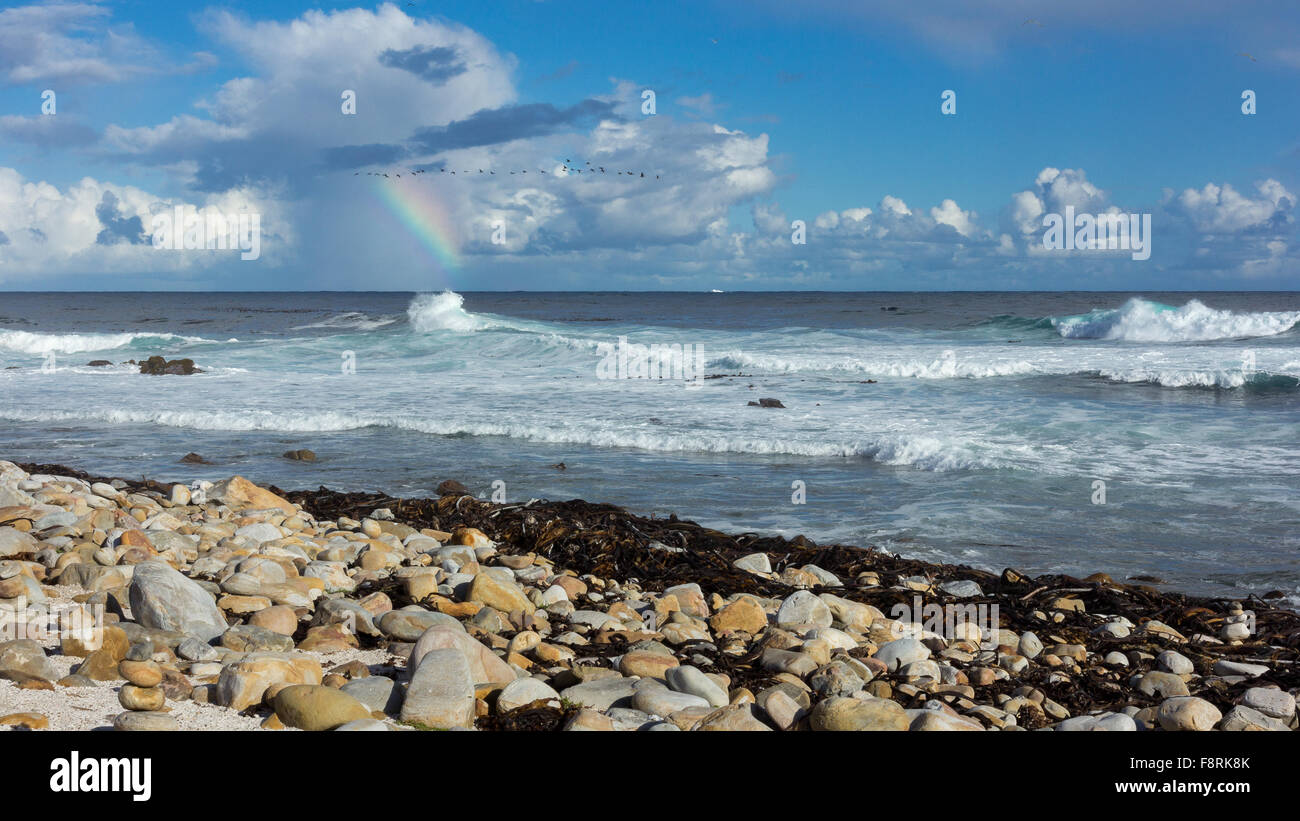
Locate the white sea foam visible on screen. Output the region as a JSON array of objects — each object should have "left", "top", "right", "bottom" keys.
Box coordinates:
[
  {"left": 713, "top": 350, "right": 1039, "bottom": 379},
  {"left": 0, "top": 330, "right": 219, "bottom": 355},
  {"left": 0, "top": 405, "right": 1020, "bottom": 471},
  {"left": 1099, "top": 368, "right": 1250, "bottom": 388}
]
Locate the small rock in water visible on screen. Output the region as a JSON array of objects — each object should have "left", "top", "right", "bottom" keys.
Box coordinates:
[
  {"left": 436, "top": 480, "right": 470, "bottom": 496},
  {"left": 139, "top": 355, "right": 202, "bottom": 375}
]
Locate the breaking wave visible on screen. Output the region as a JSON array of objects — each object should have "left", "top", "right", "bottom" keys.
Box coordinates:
[
  {"left": 1051, "top": 298, "right": 1300, "bottom": 342},
  {"left": 0, "top": 330, "right": 224, "bottom": 355}
]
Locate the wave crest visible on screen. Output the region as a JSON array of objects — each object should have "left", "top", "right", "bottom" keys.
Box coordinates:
[
  {"left": 1052, "top": 298, "right": 1300, "bottom": 342},
  {"left": 407, "top": 291, "right": 485, "bottom": 332}
]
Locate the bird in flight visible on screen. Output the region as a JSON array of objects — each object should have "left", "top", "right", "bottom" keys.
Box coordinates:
[
  {"left": 1238, "top": 52, "right": 1257, "bottom": 62},
  {"left": 1023, "top": 18, "right": 1043, "bottom": 27}
]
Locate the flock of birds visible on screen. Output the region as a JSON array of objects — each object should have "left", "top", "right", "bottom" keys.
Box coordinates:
[{"left": 357, "top": 159, "right": 661, "bottom": 180}]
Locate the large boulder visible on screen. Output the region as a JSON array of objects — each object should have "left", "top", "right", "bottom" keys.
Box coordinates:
[
  {"left": 401, "top": 648, "right": 475, "bottom": 729},
  {"left": 0, "top": 527, "right": 38, "bottom": 558},
  {"left": 216, "top": 653, "right": 324, "bottom": 711},
  {"left": 273, "top": 685, "right": 372, "bottom": 731},
  {"left": 207, "top": 476, "right": 297, "bottom": 516},
  {"left": 0, "top": 639, "right": 59, "bottom": 682},
  {"left": 408, "top": 623, "right": 516, "bottom": 685},
  {"left": 128, "top": 561, "right": 227, "bottom": 641}
]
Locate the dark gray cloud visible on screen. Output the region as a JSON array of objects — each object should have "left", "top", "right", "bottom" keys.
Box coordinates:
[
  {"left": 320, "top": 141, "right": 411, "bottom": 172},
  {"left": 94, "top": 191, "right": 145, "bottom": 245},
  {"left": 378, "top": 45, "right": 466, "bottom": 83},
  {"left": 318, "top": 98, "right": 620, "bottom": 172},
  {"left": 411, "top": 99, "right": 618, "bottom": 153}
]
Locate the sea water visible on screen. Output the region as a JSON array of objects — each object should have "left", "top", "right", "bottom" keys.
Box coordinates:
[{"left": 1, "top": 290, "right": 1296, "bottom": 602}]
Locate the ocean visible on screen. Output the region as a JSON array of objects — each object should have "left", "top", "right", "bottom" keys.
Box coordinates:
[{"left": 1, "top": 290, "right": 1297, "bottom": 603}]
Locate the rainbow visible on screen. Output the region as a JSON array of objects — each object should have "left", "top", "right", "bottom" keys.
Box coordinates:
[{"left": 369, "top": 176, "right": 461, "bottom": 282}]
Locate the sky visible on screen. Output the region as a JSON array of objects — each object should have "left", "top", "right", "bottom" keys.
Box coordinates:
[{"left": 0, "top": 0, "right": 1297, "bottom": 291}]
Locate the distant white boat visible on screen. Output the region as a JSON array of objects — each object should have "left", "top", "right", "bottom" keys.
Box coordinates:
[{"left": 710, "top": 289, "right": 724, "bottom": 293}]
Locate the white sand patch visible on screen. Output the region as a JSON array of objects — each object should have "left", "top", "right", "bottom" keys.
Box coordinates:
[{"left": 0, "top": 677, "right": 272, "bottom": 731}]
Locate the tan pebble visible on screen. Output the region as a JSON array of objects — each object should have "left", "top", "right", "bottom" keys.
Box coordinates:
[
  {"left": 119, "top": 684, "right": 165, "bottom": 711},
  {"left": 119, "top": 659, "right": 163, "bottom": 688},
  {"left": 0, "top": 712, "right": 49, "bottom": 729}
]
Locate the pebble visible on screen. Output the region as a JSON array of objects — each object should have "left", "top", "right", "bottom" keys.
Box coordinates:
[
  {"left": 496, "top": 677, "right": 561, "bottom": 712},
  {"left": 118, "top": 684, "right": 165, "bottom": 711},
  {"left": 119, "top": 659, "right": 163, "bottom": 687},
  {"left": 0, "top": 638, "right": 60, "bottom": 681},
  {"left": 336, "top": 718, "right": 390, "bottom": 731},
  {"left": 775, "top": 590, "right": 833, "bottom": 628},
  {"left": 128, "top": 560, "right": 228, "bottom": 642},
  {"left": 1157, "top": 696, "right": 1222, "bottom": 731},
  {"left": 1240, "top": 687, "right": 1295, "bottom": 720},
  {"left": 810, "top": 696, "right": 909, "bottom": 731},
  {"left": 874, "top": 638, "right": 930, "bottom": 672},
  {"left": 0, "top": 711, "right": 49, "bottom": 729},
  {"left": 341, "top": 676, "right": 400, "bottom": 714},
  {"left": 1135, "top": 670, "right": 1190, "bottom": 699},
  {"left": 401, "top": 648, "right": 475, "bottom": 729},
  {"left": 939, "top": 580, "right": 982, "bottom": 598},
  {"left": 274, "top": 684, "right": 373, "bottom": 731},
  {"left": 1219, "top": 705, "right": 1291, "bottom": 732},
  {"left": 1212, "top": 659, "right": 1270, "bottom": 678},
  {"left": 733, "top": 553, "right": 772, "bottom": 574},
  {"left": 1156, "top": 650, "right": 1194, "bottom": 676},
  {"left": 632, "top": 679, "right": 711, "bottom": 715},
  {"left": 665, "top": 665, "right": 729, "bottom": 707},
  {"left": 560, "top": 677, "right": 638, "bottom": 711},
  {"left": 618, "top": 650, "right": 679, "bottom": 679},
  {"left": 112, "top": 711, "right": 179, "bottom": 731}
]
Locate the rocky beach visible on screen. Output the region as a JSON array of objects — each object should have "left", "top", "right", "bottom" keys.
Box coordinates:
[{"left": 1, "top": 458, "right": 1297, "bottom": 733}]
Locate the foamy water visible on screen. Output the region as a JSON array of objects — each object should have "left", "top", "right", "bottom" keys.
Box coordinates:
[{"left": 1, "top": 290, "right": 1297, "bottom": 602}]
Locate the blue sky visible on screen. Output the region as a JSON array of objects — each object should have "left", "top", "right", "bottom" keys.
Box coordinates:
[{"left": 0, "top": 0, "right": 1297, "bottom": 290}]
